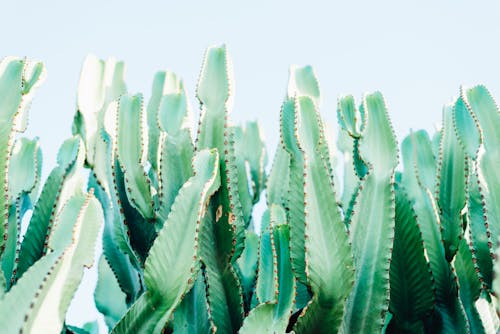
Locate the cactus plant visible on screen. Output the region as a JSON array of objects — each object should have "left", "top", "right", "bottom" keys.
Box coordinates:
[{"left": 0, "top": 45, "right": 499, "bottom": 334}]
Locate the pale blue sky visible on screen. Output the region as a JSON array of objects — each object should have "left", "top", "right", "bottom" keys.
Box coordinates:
[{"left": 2, "top": 0, "right": 500, "bottom": 331}]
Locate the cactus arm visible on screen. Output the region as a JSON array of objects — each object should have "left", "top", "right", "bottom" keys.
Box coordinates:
[
  {"left": 455, "top": 238, "right": 486, "bottom": 334},
  {"left": 272, "top": 222, "right": 295, "bottom": 321},
  {"left": 194, "top": 45, "right": 247, "bottom": 332},
  {"left": 235, "top": 230, "right": 259, "bottom": 312},
  {"left": 0, "top": 251, "right": 59, "bottom": 332},
  {"left": 240, "top": 219, "right": 294, "bottom": 334},
  {"left": 196, "top": 44, "right": 246, "bottom": 261},
  {"left": 144, "top": 149, "right": 219, "bottom": 302},
  {"left": 155, "top": 77, "right": 194, "bottom": 223},
  {"left": 402, "top": 128, "right": 469, "bottom": 333},
  {"left": 156, "top": 130, "right": 194, "bottom": 224},
  {"left": 173, "top": 269, "right": 214, "bottom": 333},
  {"left": 115, "top": 94, "right": 154, "bottom": 220},
  {"left": 7, "top": 137, "right": 41, "bottom": 203},
  {"left": 2, "top": 205, "right": 18, "bottom": 288},
  {"left": 337, "top": 94, "right": 362, "bottom": 138},
  {"left": 240, "top": 121, "right": 267, "bottom": 204},
  {"left": 233, "top": 126, "right": 257, "bottom": 225},
  {"left": 288, "top": 65, "right": 334, "bottom": 183},
  {"left": 266, "top": 146, "right": 290, "bottom": 208},
  {"left": 0, "top": 58, "right": 45, "bottom": 254},
  {"left": 2, "top": 138, "right": 41, "bottom": 287},
  {"left": 156, "top": 73, "right": 190, "bottom": 136},
  {"left": 280, "top": 97, "right": 308, "bottom": 286},
  {"left": 462, "top": 85, "right": 500, "bottom": 286},
  {"left": 337, "top": 95, "right": 364, "bottom": 212},
  {"left": 387, "top": 184, "right": 434, "bottom": 332},
  {"left": 255, "top": 222, "right": 278, "bottom": 304},
  {"left": 494, "top": 238, "right": 500, "bottom": 318},
  {"left": 94, "top": 255, "right": 128, "bottom": 330},
  {"left": 342, "top": 92, "right": 398, "bottom": 333},
  {"left": 238, "top": 303, "right": 282, "bottom": 333},
  {"left": 436, "top": 105, "right": 467, "bottom": 261},
  {"left": 74, "top": 55, "right": 126, "bottom": 167},
  {"left": 0, "top": 191, "right": 103, "bottom": 333},
  {"left": 287, "top": 65, "right": 320, "bottom": 106},
  {"left": 410, "top": 130, "right": 437, "bottom": 192},
  {"left": 104, "top": 98, "right": 157, "bottom": 263},
  {"left": 16, "top": 137, "right": 84, "bottom": 279},
  {"left": 98, "top": 110, "right": 144, "bottom": 272},
  {"left": 290, "top": 96, "right": 354, "bottom": 333},
  {"left": 453, "top": 95, "right": 493, "bottom": 291},
  {"left": 112, "top": 149, "right": 220, "bottom": 334},
  {"left": 89, "top": 173, "right": 140, "bottom": 306},
  {"left": 453, "top": 96, "right": 481, "bottom": 159},
  {"left": 200, "top": 205, "right": 245, "bottom": 334},
  {"left": 146, "top": 71, "right": 181, "bottom": 172}
]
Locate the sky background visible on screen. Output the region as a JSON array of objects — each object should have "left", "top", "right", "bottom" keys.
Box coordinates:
[{"left": 2, "top": 1, "right": 500, "bottom": 332}]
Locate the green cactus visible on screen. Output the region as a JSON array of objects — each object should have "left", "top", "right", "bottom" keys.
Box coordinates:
[{"left": 1, "top": 45, "right": 500, "bottom": 334}]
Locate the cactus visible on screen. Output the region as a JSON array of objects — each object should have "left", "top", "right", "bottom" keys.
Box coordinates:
[{"left": 1, "top": 46, "right": 500, "bottom": 334}]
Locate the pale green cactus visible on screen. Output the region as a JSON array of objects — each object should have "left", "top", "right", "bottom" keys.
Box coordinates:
[
  {"left": 342, "top": 92, "right": 399, "bottom": 333},
  {"left": 1, "top": 45, "right": 500, "bottom": 334}
]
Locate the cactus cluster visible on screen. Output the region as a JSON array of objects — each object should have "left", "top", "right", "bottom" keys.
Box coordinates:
[{"left": 0, "top": 45, "right": 499, "bottom": 333}]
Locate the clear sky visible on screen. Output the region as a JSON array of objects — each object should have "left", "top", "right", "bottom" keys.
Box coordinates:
[{"left": 2, "top": 0, "right": 500, "bottom": 332}]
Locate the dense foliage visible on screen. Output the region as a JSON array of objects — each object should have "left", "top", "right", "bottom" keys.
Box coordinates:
[{"left": 0, "top": 46, "right": 499, "bottom": 333}]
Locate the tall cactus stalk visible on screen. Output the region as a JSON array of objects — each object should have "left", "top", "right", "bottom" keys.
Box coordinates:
[{"left": 342, "top": 92, "right": 399, "bottom": 333}]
